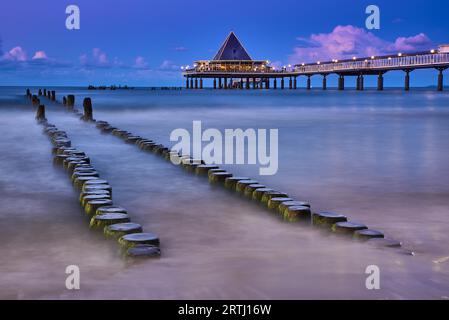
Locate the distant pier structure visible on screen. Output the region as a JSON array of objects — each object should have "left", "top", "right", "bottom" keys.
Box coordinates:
[{"left": 182, "top": 32, "right": 449, "bottom": 91}]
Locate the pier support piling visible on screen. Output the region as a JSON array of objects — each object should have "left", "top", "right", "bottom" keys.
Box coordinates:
[
  {"left": 186, "top": 77, "right": 190, "bottom": 89},
  {"left": 293, "top": 77, "right": 297, "bottom": 89},
  {"left": 289, "top": 77, "right": 292, "bottom": 89},
  {"left": 377, "top": 73, "right": 384, "bottom": 91},
  {"left": 199, "top": 78, "right": 203, "bottom": 89},
  {"left": 194, "top": 78, "right": 198, "bottom": 89},
  {"left": 274, "top": 78, "right": 277, "bottom": 89},
  {"left": 437, "top": 68, "right": 446, "bottom": 91},
  {"left": 404, "top": 70, "right": 411, "bottom": 91},
  {"left": 246, "top": 78, "right": 250, "bottom": 89},
  {"left": 281, "top": 78, "right": 285, "bottom": 90},
  {"left": 322, "top": 75, "right": 327, "bottom": 90},
  {"left": 190, "top": 78, "right": 194, "bottom": 89},
  {"left": 307, "top": 76, "right": 311, "bottom": 90},
  {"left": 338, "top": 75, "right": 345, "bottom": 90},
  {"left": 219, "top": 78, "right": 222, "bottom": 89},
  {"left": 252, "top": 78, "right": 256, "bottom": 89},
  {"left": 213, "top": 78, "right": 217, "bottom": 89}
]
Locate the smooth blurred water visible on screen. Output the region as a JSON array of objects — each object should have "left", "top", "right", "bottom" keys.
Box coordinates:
[{"left": 1, "top": 87, "right": 448, "bottom": 299}]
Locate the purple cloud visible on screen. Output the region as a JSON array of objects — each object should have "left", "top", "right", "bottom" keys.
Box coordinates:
[
  {"left": 32, "top": 51, "right": 48, "bottom": 60},
  {"left": 174, "top": 46, "right": 188, "bottom": 52},
  {"left": 3, "top": 46, "right": 27, "bottom": 61},
  {"left": 159, "top": 60, "right": 179, "bottom": 71},
  {"left": 289, "top": 25, "right": 433, "bottom": 64},
  {"left": 134, "top": 56, "right": 149, "bottom": 69},
  {"left": 392, "top": 33, "right": 432, "bottom": 52}
]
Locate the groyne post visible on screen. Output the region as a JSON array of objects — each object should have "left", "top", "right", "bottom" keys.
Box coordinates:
[
  {"left": 83, "top": 97, "right": 93, "bottom": 121},
  {"left": 36, "top": 104, "right": 46, "bottom": 121},
  {"left": 67, "top": 95, "right": 75, "bottom": 107}
]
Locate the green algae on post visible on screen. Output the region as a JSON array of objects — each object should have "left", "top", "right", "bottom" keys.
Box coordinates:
[
  {"left": 312, "top": 212, "right": 347, "bottom": 229},
  {"left": 89, "top": 213, "right": 130, "bottom": 229},
  {"left": 118, "top": 232, "right": 160, "bottom": 249},
  {"left": 104, "top": 222, "right": 143, "bottom": 238}
]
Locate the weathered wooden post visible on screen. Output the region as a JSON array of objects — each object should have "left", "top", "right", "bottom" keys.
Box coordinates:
[
  {"left": 32, "top": 95, "right": 40, "bottom": 106},
  {"left": 36, "top": 104, "right": 46, "bottom": 121},
  {"left": 83, "top": 97, "right": 93, "bottom": 121},
  {"left": 26, "top": 88, "right": 31, "bottom": 97},
  {"left": 67, "top": 95, "right": 75, "bottom": 107},
  {"left": 43, "top": 89, "right": 47, "bottom": 96},
  {"left": 63, "top": 96, "right": 67, "bottom": 105},
  {"left": 38, "top": 89, "right": 42, "bottom": 96},
  {"left": 51, "top": 90, "right": 56, "bottom": 101},
  {"left": 306, "top": 76, "right": 311, "bottom": 90}
]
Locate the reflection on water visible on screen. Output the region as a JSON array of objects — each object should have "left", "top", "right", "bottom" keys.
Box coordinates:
[{"left": 0, "top": 87, "right": 448, "bottom": 299}]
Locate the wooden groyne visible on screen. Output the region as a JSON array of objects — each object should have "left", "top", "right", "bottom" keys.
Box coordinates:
[
  {"left": 27, "top": 88, "right": 413, "bottom": 255},
  {"left": 25, "top": 90, "right": 161, "bottom": 260}
]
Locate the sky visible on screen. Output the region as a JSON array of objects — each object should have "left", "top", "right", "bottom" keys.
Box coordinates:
[{"left": 1, "top": 0, "right": 449, "bottom": 87}]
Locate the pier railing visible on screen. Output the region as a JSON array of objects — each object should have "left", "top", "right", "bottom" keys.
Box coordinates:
[
  {"left": 295, "top": 53, "right": 449, "bottom": 74},
  {"left": 183, "top": 67, "right": 293, "bottom": 75}
]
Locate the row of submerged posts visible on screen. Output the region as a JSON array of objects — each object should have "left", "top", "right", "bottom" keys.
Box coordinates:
[
  {"left": 26, "top": 89, "right": 161, "bottom": 260},
  {"left": 26, "top": 88, "right": 412, "bottom": 255}
]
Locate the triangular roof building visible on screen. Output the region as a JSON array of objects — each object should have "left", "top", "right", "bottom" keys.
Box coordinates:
[{"left": 213, "top": 32, "right": 252, "bottom": 61}]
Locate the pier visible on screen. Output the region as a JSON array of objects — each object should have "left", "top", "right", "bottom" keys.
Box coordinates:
[{"left": 183, "top": 32, "right": 449, "bottom": 91}]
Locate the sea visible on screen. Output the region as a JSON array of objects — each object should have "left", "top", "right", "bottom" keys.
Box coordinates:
[{"left": 0, "top": 86, "right": 448, "bottom": 299}]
